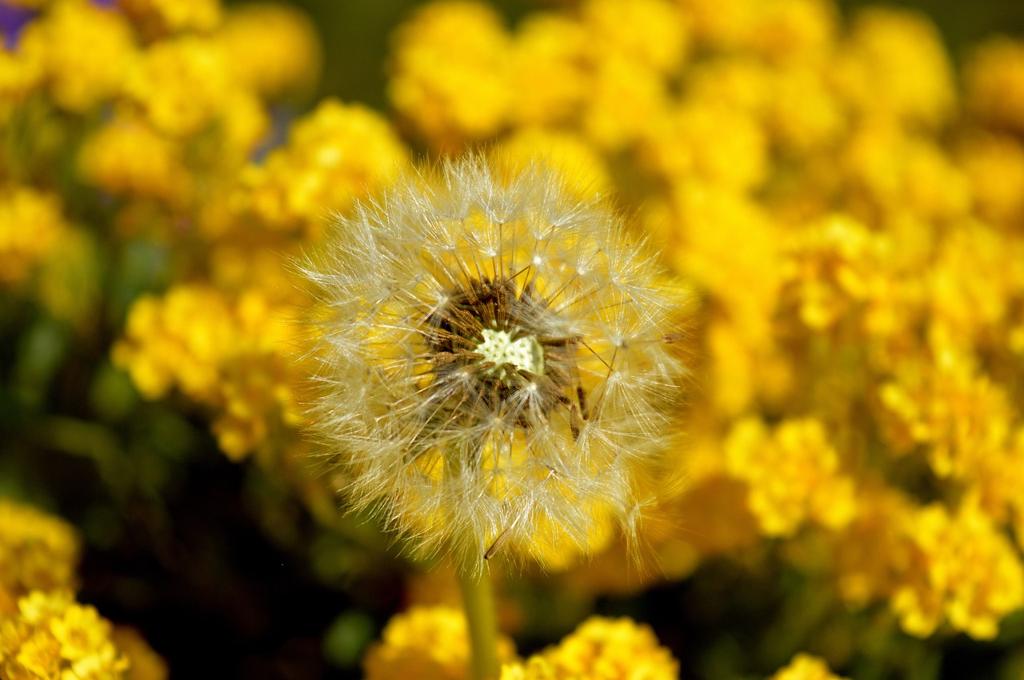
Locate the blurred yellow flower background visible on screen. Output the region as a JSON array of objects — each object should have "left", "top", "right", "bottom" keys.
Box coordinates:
[{"left": 2, "top": 0, "right": 1024, "bottom": 677}]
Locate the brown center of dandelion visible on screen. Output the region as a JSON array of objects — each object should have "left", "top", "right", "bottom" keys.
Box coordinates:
[{"left": 422, "top": 277, "right": 584, "bottom": 427}]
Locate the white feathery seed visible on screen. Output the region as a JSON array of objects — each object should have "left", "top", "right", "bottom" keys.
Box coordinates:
[{"left": 302, "top": 155, "right": 687, "bottom": 571}]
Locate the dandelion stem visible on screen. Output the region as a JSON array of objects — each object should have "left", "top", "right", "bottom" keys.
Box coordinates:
[{"left": 459, "top": 567, "right": 500, "bottom": 680}]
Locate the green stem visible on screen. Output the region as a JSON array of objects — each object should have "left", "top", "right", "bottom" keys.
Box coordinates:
[{"left": 458, "top": 568, "right": 501, "bottom": 680}]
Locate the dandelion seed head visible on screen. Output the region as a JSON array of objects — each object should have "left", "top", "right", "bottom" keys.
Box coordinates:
[{"left": 303, "top": 155, "right": 688, "bottom": 572}]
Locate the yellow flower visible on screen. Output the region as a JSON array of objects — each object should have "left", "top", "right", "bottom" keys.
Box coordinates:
[
  {"left": 581, "top": 53, "right": 668, "bottom": 151},
  {"left": 0, "top": 186, "right": 68, "bottom": 287},
  {"left": 126, "top": 36, "right": 235, "bottom": 138},
  {"left": 226, "top": 99, "right": 407, "bottom": 238},
  {"left": 534, "top": 617, "right": 678, "bottom": 680},
  {"left": 217, "top": 3, "right": 322, "bottom": 99},
  {"left": 112, "top": 284, "right": 305, "bottom": 460},
  {"left": 892, "top": 503, "right": 1024, "bottom": 639},
  {"left": 676, "top": 0, "right": 759, "bottom": 50},
  {"left": 958, "top": 133, "right": 1024, "bottom": 226},
  {"left": 832, "top": 486, "right": 914, "bottom": 607},
  {"left": 840, "top": 119, "right": 970, "bottom": 223},
  {"left": 78, "top": 116, "right": 191, "bottom": 205},
  {"left": 780, "top": 214, "right": 898, "bottom": 332},
  {"left": 640, "top": 100, "right": 767, "bottom": 191},
  {"left": 581, "top": 0, "right": 689, "bottom": 75},
  {"left": 833, "top": 7, "right": 955, "bottom": 127},
  {"left": 17, "top": 0, "right": 136, "bottom": 113},
  {"left": 0, "top": 499, "right": 80, "bottom": 615},
  {"left": 929, "top": 223, "right": 1024, "bottom": 351},
  {"left": 770, "top": 654, "right": 847, "bottom": 680},
  {"left": 765, "top": 65, "right": 846, "bottom": 155},
  {"left": 964, "top": 38, "right": 1024, "bottom": 134},
  {"left": 0, "top": 591, "right": 129, "bottom": 680},
  {"left": 508, "top": 14, "right": 588, "bottom": 127},
  {"left": 725, "top": 418, "right": 856, "bottom": 536},
  {"left": 744, "top": 0, "right": 836, "bottom": 64},
  {"left": 878, "top": 350, "right": 1013, "bottom": 480},
  {"left": 364, "top": 606, "right": 516, "bottom": 680},
  {"left": 0, "top": 46, "right": 42, "bottom": 122},
  {"left": 500, "top": 658, "right": 558, "bottom": 680},
  {"left": 389, "top": 1, "right": 511, "bottom": 150},
  {"left": 652, "top": 183, "right": 782, "bottom": 344}
]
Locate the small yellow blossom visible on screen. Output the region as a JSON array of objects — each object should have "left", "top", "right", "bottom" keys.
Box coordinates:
[
  {"left": 538, "top": 617, "right": 677, "bottom": 680},
  {"left": 0, "top": 186, "right": 67, "bottom": 287},
  {"left": 500, "top": 657, "right": 558, "bottom": 680},
  {"left": 641, "top": 101, "right": 767, "bottom": 191},
  {"left": 17, "top": 0, "right": 136, "bottom": 113},
  {"left": 677, "top": 0, "right": 758, "bottom": 50},
  {"left": 508, "top": 14, "right": 588, "bottom": 127},
  {"left": 833, "top": 486, "right": 914, "bottom": 607},
  {"left": 0, "top": 48, "right": 42, "bottom": 122},
  {"left": 770, "top": 654, "right": 847, "bottom": 680},
  {"left": 964, "top": 38, "right": 1024, "bottom": 134},
  {"left": 126, "top": 37, "right": 235, "bottom": 138},
  {"left": 833, "top": 7, "right": 955, "bottom": 127},
  {"left": 581, "top": 0, "right": 688, "bottom": 74},
  {"left": 725, "top": 418, "right": 856, "bottom": 536},
  {"left": 780, "top": 214, "right": 893, "bottom": 332},
  {"left": 892, "top": 503, "right": 1024, "bottom": 639},
  {"left": 0, "top": 499, "right": 80, "bottom": 614},
  {"left": 0, "top": 591, "right": 129, "bottom": 680},
  {"left": 364, "top": 606, "right": 516, "bottom": 680},
  {"left": 878, "top": 351, "right": 1013, "bottom": 480},
  {"left": 582, "top": 53, "right": 668, "bottom": 151},
  {"left": 765, "top": 66, "right": 846, "bottom": 155},
  {"left": 389, "top": 1, "right": 511, "bottom": 149},
  {"left": 218, "top": 3, "right": 322, "bottom": 99},
  {"left": 745, "top": 0, "right": 836, "bottom": 64},
  {"left": 958, "top": 133, "right": 1024, "bottom": 226},
  {"left": 841, "top": 120, "right": 970, "bottom": 223},
  {"left": 78, "top": 116, "right": 191, "bottom": 205},
  {"left": 226, "top": 99, "right": 407, "bottom": 238},
  {"left": 928, "top": 223, "right": 1024, "bottom": 351},
  {"left": 112, "top": 285, "right": 305, "bottom": 460}
]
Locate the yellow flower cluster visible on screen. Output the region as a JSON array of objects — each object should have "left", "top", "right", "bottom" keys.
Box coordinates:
[
  {"left": 16, "top": 1, "right": 135, "bottom": 113},
  {"left": 505, "top": 617, "right": 678, "bottom": 680},
  {"left": 216, "top": 4, "right": 321, "bottom": 99},
  {"left": 0, "top": 591, "right": 129, "bottom": 680},
  {"left": 112, "top": 285, "right": 304, "bottom": 460},
  {"left": 0, "top": 499, "right": 79, "bottom": 614},
  {"left": 836, "top": 497, "right": 1024, "bottom": 641},
  {"left": 0, "top": 0, "right": 405, "bottom": 463},
  {"left": 0, "top": 500, "right": 166, "bottom": 680},
  {"left": 389, "top": 0, "right": 689, "bottom": 150},
  {"left": 385, "top": 0, "right": 1024, "bottom": 639},
  {"left": 724, "top": 418, "right": 856, "bottom": 537},
  {"left": 0, "top": 187, "right": 68, "bottom": 287},
  {"left": 223, "top": 98, "right": 408, "bottom": 238},
  {"left": 770, "top": 654, "right": 847, "bottom": 680},
  {"left": 365, "top": 607, "right": 677, "bottom": 680},
  {"left": 364, "top": 606, "right": 516, "bottom": 680}
]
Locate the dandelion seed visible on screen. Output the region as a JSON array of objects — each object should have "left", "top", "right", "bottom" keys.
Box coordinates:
[{"left": 303, "top": 155, "right": 687, "bottom": 572}]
